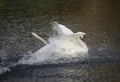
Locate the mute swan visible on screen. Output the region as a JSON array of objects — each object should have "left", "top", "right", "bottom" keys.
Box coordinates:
[
  {"left": 49, "top": 22, "right": 88, "bottom": 54},
  {"left": 19, "top": 22, "right": 88, "bottom": 64}
]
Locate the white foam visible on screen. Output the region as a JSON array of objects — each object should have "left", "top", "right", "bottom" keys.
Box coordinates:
[{"left": 0, "top": 67, "right": 10, "bottom": 74}]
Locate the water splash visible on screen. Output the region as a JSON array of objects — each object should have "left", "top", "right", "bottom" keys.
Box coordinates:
[
  {"left": 0, "top": 67, "right": 10, "bottom": 74},
  {"left": 0, "top": 22, "right": 89, "bottom": 74},
  {"left": 17, "top": 22, "right": 88, "bottom": 65}
]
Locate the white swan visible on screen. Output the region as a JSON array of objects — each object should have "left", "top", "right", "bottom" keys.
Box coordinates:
[
  {"left": 50, "top": 22, "right": 88, "bottom": 54},
  {"left": 19, "top": 22, "right": 88, "bottom": 64}
]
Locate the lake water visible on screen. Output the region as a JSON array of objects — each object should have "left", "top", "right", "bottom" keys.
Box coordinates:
[{"left": 0, "top": 0, "right": 120, "bottom": 82}]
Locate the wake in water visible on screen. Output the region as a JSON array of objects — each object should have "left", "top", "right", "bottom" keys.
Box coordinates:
[
  {"left": 18, "top": 22, "right": 88, "bottom": 65},
  {"left": 0, "top": 67, "right": 10, "bottom": 74}
]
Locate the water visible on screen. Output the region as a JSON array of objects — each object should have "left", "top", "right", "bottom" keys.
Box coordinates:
[{"left": 0, "top": 0, "right": 120, "bottom": 82}]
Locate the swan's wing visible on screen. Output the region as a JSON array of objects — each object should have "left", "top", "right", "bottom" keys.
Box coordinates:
[
  {"left": 50, "top": 22, "right": 73, "bottom": 36},
  {"left": 49, "top": 22, "right": 74, "bottom": 42}
]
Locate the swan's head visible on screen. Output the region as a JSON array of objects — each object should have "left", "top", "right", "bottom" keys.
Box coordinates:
[{"left": 76, "top": 32, "right": 86, "bottom": 39}]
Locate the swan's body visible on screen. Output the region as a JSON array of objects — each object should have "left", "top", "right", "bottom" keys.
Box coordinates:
[{"left": 19, "top": 22, "right": 88, "bottom": 64}]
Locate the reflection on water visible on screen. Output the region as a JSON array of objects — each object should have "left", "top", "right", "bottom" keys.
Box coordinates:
[{"left": 0, "top": 0, "right": 120, "bottom": 82}]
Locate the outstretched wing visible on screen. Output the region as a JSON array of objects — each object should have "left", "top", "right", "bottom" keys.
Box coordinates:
[
  {"left": 50, "top": 22, "right": 73, "bottom": 36},
  {"left": 49, "top": 22, "right": 74, "bottom": 42}
]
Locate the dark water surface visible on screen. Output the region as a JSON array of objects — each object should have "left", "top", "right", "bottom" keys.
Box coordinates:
[{"left": 0, "top": 0, "right": 120, "bottom": 82}]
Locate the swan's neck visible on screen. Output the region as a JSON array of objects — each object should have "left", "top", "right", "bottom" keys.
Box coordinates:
[{"left": 77, "top": 38, "right": 88, "bottom": 51}]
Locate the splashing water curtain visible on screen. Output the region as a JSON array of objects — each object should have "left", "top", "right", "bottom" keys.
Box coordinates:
[{"left": 18, "top": 22, "right": 88, "bottom": 64}]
